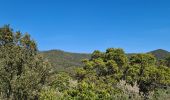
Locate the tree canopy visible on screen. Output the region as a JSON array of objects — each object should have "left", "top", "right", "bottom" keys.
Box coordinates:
[
  {"left": 0, "top": 25, "right": 170, "bottom": 100},
  {"left": 0, "top": 25, "right": 52, "bottom": 99}
]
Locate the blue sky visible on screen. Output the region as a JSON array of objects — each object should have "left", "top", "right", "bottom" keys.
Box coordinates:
[{"left": 0, "top": 0, "right": 170, "bottom": 53}]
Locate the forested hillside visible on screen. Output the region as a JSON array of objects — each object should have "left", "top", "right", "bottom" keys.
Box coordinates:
[
  {"left": 41, "top": 49, "right": 170, "bottom": 72},
  {"left": 148, "top": 49, "right": 170, "bottom": 59},
  {"left": 0, "top": 25, "right": 170, "bottom": 100},
  {"left": 41, "top": 50, "right": 90, "bottom": 71}
]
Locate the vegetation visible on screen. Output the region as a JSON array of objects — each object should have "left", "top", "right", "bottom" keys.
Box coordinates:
[
  {"left": 41, "top": 49, "right": 170, "bottom": 72},
  {"left": 0, "top": 25, "right": 170, "bottom": 100},
  {"left": 0, "top": 25, "right": 52, "bottom": 99},
  {"left": 41, "top": 50, "right": 90, "bottom": 72},
  {"left": 148, "top": 49, "right": 170, "bottom": 60}
]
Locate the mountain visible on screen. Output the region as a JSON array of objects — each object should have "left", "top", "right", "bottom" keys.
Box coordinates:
[
  {"left": 41, "top": 49, "right": 170, "bottom": 72},
  {"left": 148, "top": 49, "right": 170, "bottom": 59},
  {"left": 41, "top": 50, "right": 90, "bottom": 71}
]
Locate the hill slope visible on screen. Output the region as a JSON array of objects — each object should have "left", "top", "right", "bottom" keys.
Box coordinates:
[
  {"left": 148, "top": 49, "right": 170, "bottom": 59},
  {"left": 41, "top": 50, "right": 90, "bottom": 71},
  {"left": 41, "top": 49, "right": 170, "bottom": 71}
]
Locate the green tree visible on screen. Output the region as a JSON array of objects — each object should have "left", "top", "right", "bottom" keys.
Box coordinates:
[
  {"left": 165, "top": 56, "right": 170, "bottom": 67},
  {"left": 72, "top": 48, "right": 128, "bottom": 99},
  {"left": 0, "top": 25, "right": 52, "bottom": 99},
  {"left": 49, "top": 72, "right": 73, "bottom": 92},
  {"left": 126, "top": 54, "right": 170, "bottom": 98}
]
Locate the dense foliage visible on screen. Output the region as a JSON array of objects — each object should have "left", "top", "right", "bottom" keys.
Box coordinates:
[
  {"left": 0, "top": 25, "right": 52, "bottom": 99},
  {"left": 41, "top": 49, "right": 170, "bottom": 72},
  {"left": 0, "top": 25, "right": 170, "bottom": 100}
]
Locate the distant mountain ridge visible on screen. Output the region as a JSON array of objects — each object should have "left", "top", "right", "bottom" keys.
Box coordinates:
[
  {"left": 41, "top": 50, "right": 90, "bottom": 71},
  {"left": 148, "top": 49, "right": 170, "bottom": 59},
  {"left": 41, "top": 49, "right": 170, "bottom": 71}
]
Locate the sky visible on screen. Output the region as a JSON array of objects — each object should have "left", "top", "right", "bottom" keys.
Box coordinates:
[{"left": 0, "top": 0, "right": 170, "bottom": 53}]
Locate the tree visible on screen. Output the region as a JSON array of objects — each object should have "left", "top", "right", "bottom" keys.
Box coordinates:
[
  {"left": 0, "top": 25, "right": 52, "bottom": 99},
  {"left": 78, "top": 48, "right": 128, "bottom": 82},
  {"left": 165, "top": 56, "right": 170, "bottom": 67},
  {"left": 72, "top": 48, "right": 128, "bottom": 99},
  {"left": 126, "top": 54, "right": 170, "bottom": 98}
]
